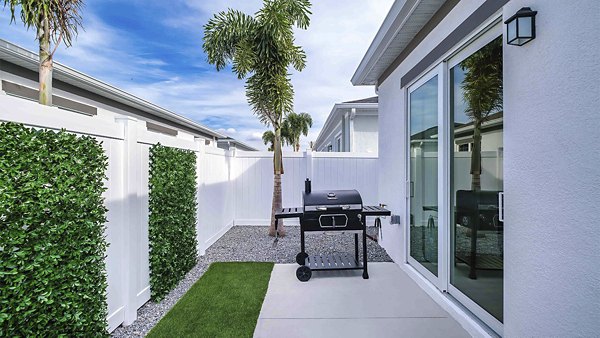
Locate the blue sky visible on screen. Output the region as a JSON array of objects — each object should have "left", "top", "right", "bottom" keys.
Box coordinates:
[{"left": 1, "top": 0, "right": 393, "bottom": 150}]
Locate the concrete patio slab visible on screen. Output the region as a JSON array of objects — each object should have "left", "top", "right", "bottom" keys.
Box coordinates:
[{"left": 254, "top": 263, "right": 470, "bottom": 338}]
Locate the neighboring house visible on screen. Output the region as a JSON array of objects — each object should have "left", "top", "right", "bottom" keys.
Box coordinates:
[
  {"left": 217, "top": 137, "right": 257, "bottom": 151},
  {"left": 313, "top": 97, "right": 378, "bottom": 153},
  {"left": 353, "top": 1, "right": 598, "bottom": 337},
  {"left": 0, "top": 39, "right": 248, "bottom": 148}
]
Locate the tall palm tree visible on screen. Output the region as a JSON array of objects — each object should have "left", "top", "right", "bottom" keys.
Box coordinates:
[
  {"left": 282, "top": 112, "right": 312, "bottom": 152},
  {"left": 203, "top": 0, "right": 311, "bottom": 236},
  {"left": 3, "top": 0, "right": 84, "bottom": 105},
  {"left": 460, "top": 37, "right": 503, "bottom": 191}
]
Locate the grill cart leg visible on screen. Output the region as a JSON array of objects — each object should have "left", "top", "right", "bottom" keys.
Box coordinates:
[
  {"left": 354, "top": 233, "right": 359, "bottom": 263},
  {"left": 297, "top": 226, "right": 307, "bottom": 265},
  {"left": 272, "top": 218, "right": 279, "bottom": 248},
  {"left": 362, "top": 227, "right": 369, "bottom": 279}
]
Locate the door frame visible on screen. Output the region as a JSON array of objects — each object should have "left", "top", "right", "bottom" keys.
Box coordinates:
[
  {"left": 402, "top": 14, "right": 505, "bottom": 335},
  {"left": 405, "top": 63, "right": 447, "bottom": 291}
]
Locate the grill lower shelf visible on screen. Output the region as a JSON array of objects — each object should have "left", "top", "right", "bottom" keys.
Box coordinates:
[{"left": 306, "top": 253, "right": 362, "bottom": 271}]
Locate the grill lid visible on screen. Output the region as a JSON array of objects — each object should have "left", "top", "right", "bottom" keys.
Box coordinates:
[{"left": 303, "top": 190, "right": 362, "bottom": 207}]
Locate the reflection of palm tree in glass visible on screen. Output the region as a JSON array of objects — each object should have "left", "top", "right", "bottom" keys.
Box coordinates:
[{"left": 460, "top": 37, "right": 503, "bottom": 191}]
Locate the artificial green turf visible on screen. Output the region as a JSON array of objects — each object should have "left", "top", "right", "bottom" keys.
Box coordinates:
[{"left": 147, "top": 262, "right": 274, "bottom": 338}]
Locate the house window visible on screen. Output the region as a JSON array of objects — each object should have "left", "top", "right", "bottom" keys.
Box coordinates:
[
  {"left": 458, "top": 143, "right": 470, "bottom": 152},
  {"left": 336, "top": 137, "right": 342, "bottom": 151},
  {"left": 327, "top": 144, "right": 332, "bottom": 152}
]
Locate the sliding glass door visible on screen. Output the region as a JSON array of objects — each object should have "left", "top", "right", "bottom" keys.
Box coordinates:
[
  {"left": 448, "top": 35, "right": 504, "bottom": 331},
  {"left": 407, "top": 67, "right": 443, "bottom": 283},
  {"left": 405, "top": 23, "right": 504, "bottom": 334}
]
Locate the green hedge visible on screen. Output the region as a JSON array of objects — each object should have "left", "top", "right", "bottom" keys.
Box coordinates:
[
  {"left": 0, "top": 122, "right": 109, "bottom": 336},
  {"left": 148, "top": 144, "right": 198, "bottom": 301}
]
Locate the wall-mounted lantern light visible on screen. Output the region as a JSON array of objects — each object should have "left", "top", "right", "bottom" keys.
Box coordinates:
[{"left": 505, "top": 7, "right": 537, "bottom": 46}]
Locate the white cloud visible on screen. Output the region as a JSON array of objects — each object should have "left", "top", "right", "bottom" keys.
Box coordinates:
[{"left": 0, "top": 0, "right": 393, "bottom": 150}]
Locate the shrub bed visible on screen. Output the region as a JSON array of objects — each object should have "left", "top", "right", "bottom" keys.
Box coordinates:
[
  {"left": 148, "top": 144, "right": 198, "bottom": 301},
  {"left": 0, "top": 122, "right": 109, "bottom": 336}
]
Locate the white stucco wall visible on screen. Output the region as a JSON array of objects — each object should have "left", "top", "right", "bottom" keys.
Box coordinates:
[
  {"left": 353, "top": 115, "right": 379, "bottom": 153},
  {"left": 375, "top": 0, "right": 600, "bottom": 335},
  {"left": 376, "top": 0, "right": 487, "bottom": 266},
  {"left": 502, "top": 1, "right": 600, "bottom": 336}
]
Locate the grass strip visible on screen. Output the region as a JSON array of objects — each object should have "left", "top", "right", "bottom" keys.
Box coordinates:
[{"left": 147, "top": 262, "right": 274, "bottom": 338}]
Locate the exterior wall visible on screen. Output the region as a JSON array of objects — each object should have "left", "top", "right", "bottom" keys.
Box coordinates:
[
  {"left": 502, "top": 1, "right": 600, "bottom": 336},
  {"left": 315, "top": 120, "right": 342, "bottom": 152},
  {"left": 376, "top": 0, "right": 599, "bottom": 336},
  {"left": 376, "top": 0, "right": 486, "bottom": 265},
  {"left": 0, "top": 60, "right": 218, "bottom": 141},
  {"left": 315, "top": 110, "right": 379, "bottom": 153},
  {"left": 353, "top": 115, "right": 379, "bottom": 153}
]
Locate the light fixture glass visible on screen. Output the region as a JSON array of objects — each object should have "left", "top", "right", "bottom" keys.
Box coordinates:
[{"left": 504, "top": 7, "right": 537, "bottom": 46}]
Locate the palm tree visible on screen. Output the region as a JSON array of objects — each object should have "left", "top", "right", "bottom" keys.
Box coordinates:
[
  {"left": 203, "top": 0, "right": 311, "bottom": 237},
  {"left": 262, "top": 130, "right": 275, "bottom": 151},
  {"left": 282, "top": 112, "right": 312, "bottom": 152},
  {"left": 3, "top": 0, "right": 84, "bottom": 105},
  {"left": 460, "top": 37, "right": 503, "bottom": 191}
]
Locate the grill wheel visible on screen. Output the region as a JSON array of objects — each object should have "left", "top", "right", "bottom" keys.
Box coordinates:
[
  {"left": 296, "top": 266, "right": 312, "bottom": 282},
  {"left": 296, "top": 252, "right": 308, "bottom": 265}
]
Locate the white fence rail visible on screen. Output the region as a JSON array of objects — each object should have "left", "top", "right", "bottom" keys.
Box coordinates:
[{"left": 0, "top": 94, "right": 379, "bottom": 332}]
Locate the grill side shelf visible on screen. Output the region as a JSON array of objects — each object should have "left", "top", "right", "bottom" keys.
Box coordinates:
[
  {"left": 361, "top": 205, "right": 391, "bottom": 217},
  {"left": 274, "top": 207, "right": 303, "bottom": 219}
]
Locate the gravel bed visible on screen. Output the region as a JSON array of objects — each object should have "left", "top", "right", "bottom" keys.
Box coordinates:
[{"left": 111, "top": 225, "right": 392, "bottom": 337}]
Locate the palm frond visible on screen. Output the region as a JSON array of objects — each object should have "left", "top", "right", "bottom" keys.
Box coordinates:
[
  {"left": 203, "top": 10, "right": 257, "bottom": 72},
  {"left": 3, "top": 0, "right": 84, "bottom": 48}
]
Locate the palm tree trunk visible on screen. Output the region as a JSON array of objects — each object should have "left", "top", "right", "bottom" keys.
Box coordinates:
[
  {"left": 269, "top": 127, "right": 285, "bottom": 236},
  {"left": 470, "top": 121, "right": 482, "bottom": 191},
  {"left": 38, "top": 14, "right": 52, "bottom": 106}
]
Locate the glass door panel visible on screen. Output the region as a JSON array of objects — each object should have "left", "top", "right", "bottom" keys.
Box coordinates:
[
  {"left": 449, "top": 36, "right": 504, "bottom": 322},
  {"left": 409, "top": 75, "right": 439, "bottom": 277}
]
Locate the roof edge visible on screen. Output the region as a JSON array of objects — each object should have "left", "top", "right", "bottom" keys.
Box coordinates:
[
  {"left": 351, "top": 0, "right": 418, "bottom": 86},
  {"left": 0, "top": 39, "right": 226, "bottom": 139},
  {"left": 314, "top": 102, "right": 378, "bottom": 147}
]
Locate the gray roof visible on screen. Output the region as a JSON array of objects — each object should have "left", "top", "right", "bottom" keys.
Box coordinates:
[
  {"left": 0, "top": 39, "right": 247, "bottom": 142},
  {"left": 343, "top": 96, "right": 378, "bottom": 104}
]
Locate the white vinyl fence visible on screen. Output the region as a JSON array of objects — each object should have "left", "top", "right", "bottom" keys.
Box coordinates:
[
  {"left": 234, "top": 151, "right": 379, "bottom": 225},
  {"left": 0, "top": 93, "right": 379, "bottom": 332}
]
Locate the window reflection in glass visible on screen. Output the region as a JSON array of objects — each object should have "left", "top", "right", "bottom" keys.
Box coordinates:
[
  {"left": 450, "top": 37, "right": 504, "bottom": 322},
  {"left": 409, "top": 76, "right": 439, "bottom": 276}
]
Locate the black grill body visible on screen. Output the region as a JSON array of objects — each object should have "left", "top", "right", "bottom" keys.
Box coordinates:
[
  {"left": 275, "top": 182, "right": 390, "bottom": 282},
  {"left": 302, "top": 190, "right": 363, "bottom": 231}
]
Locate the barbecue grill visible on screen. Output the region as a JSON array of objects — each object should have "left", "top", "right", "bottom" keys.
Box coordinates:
[{"left": 275, "top": 179, "right": 390, "bottom": 282}]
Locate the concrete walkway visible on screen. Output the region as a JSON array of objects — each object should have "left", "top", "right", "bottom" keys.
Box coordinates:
[{"left": 254, "top": 263, "right": 470, "bottom": 338}]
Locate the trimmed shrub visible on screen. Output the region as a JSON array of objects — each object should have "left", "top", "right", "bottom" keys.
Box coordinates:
[
  {"left": 0, "top": 122, "right": 109, "bottom": 336},
  {"left": 148, "top": 144, "right": 198, "bottom": 301}
]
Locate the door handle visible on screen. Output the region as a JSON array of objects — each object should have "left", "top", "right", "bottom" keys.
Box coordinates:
[{"left": 498, "top": 192, "right": 504, "bottom": 222}]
